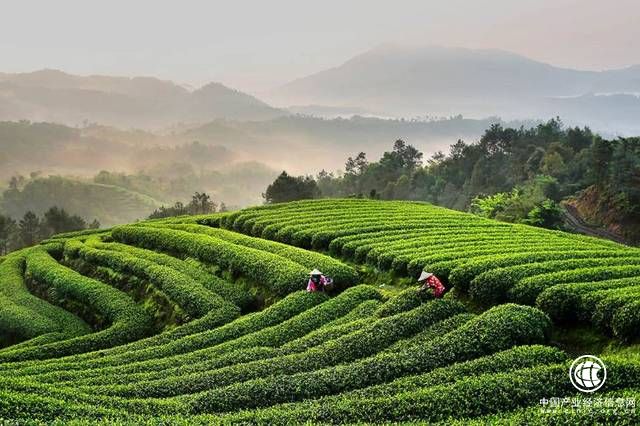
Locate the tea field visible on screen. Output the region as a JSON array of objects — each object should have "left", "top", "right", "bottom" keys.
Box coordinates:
[{"left": 1, "top": 199, "right": 640, "bottom": 424}]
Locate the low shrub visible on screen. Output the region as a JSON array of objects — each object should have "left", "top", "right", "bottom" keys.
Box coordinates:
[
  {"left": 536, "top": 277, "right": 640, "bottom": 323},
  {"left": 188, "top": 303, "right": 550, "bottom": 413},
  {"left": 0, "top": 251, "right": 89, "bottom": 345},
  {"left": 448, "top": 249, "right": 635, "bottom": 293},
  {"left": 94, "top": 240, "right": 252, "bottom": 310},
  {"left": 220, "top": 360, "right": 640, "bottom": 424},
  {"left": 154, "top": 223, "right": 359, "bottom": 288},
  {"left": 374, "top": 287, "right": 433, "bottom": 317},
  {"left": 44, "top": 286, "right": 376, "bottom": 385},
  {"left": 612, "top": 300, "right": 640, "bottom": 341},
  {"left": 91, "top": 299, "right": 465, "bottom": 398},
  {"left": 510, "top": 265, "right": 640, "bottom": 306},
  {"left": 592, "top": 287, "right": 640, "bottom": 334},
  {"left": 112, "top": 225, "right": 311, "bottom": 296},
  {"left": 469, "top": 257, "right": 640, "bottom": 307},
  {"left": 0, "top": 248, "right": 153, "bottom": 362},
  {"left": 65, "top": 239, "right": 239, "bottom": 319},
  {"left": 3, "top": 290, "right": 326, "bottom": 377}
]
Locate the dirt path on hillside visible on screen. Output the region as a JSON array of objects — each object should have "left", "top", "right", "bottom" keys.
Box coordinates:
[{"left": 562, "top": 204, "right": 628, "bottom": 245}]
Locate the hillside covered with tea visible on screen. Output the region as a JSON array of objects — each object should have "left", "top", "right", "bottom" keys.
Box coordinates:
[{"left": 1, "top": 199, "right": 639, "bottom": 424}]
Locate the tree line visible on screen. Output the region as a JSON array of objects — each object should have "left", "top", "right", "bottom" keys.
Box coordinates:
[
  {"left": 264, "top": 119, "right": 640, "bottom": 236},
  {"left": 0, "top": 207, "right": 100, "bottom": 255},
  {"left": 148, "top": 192, "right": 227, "bottom": 219},
  {"left": 0, "top": 192, "right": 227, "bottom": 255}
]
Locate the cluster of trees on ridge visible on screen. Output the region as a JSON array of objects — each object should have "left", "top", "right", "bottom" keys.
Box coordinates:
[
  {"left": 264, "top": 119, "right": 640, "bottom": 241},
  {"left": 0, "top": 162, "right": 275, "bottom": 228},
  {"left": 148, "top": 192, "right": 228, "bottom": 219},
  {"left": 0, "top": 191, "right": 226, "bottom": 256},
  {"left": 0, "top": 174, "right": 159, "bottom": 227},
  {"left": 0, "top": 207, "right": 99, "bottom": 255}
]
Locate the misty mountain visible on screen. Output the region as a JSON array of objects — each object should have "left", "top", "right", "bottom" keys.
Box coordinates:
[
  {"left": 0, "top": 112, "right": 519, "bottom": 186},
  {"left": 271, "top": 45, "right": 640, "bottom": 133},
  {"left": 0, "top": 120, "right": 280, "bottom": 223},
  {"left": 0, "top": 69, "right": 285, "bottom": 128},
  {"left": 541, "top": 93, "right": 640, "bottom": 136},
  {"left": 179, "top": 114, "right": 537, "bottom": 174}
]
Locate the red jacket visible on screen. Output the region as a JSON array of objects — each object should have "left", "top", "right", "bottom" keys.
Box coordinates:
[
  {"left": 307, "top": 276, "right": 327, "bottom": 292},
  {"left": 423, "top": 275, "right": 445, "bottom": 298}
]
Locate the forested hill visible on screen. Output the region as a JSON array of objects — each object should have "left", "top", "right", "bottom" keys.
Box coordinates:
[{"left": 272, "top": 119, "right": 640, "bottom": 244}]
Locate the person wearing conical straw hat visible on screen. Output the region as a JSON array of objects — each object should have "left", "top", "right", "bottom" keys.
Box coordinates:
[
  {"left": 307, "top": 268, "right": 331, "bottom": 292},
  {"left": 417, "top": 271, "right": 445, "bottom": 298}
]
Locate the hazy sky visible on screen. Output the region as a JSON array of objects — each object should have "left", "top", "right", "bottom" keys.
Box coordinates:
[{"left": 1, "top": 0, "right": 638, "bottom": 93}]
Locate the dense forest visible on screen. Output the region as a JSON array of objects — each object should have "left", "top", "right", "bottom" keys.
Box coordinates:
[{"left": 266, "top": 119, "right": 640, "bottom": 242}]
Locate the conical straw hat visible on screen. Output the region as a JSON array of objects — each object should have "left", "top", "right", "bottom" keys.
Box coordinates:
[
  {"left": 418, "top": 271, "right": 433, "bottom": 282},
  {"left": 309, "top": 269, "right": 323, "bottom": 275}
]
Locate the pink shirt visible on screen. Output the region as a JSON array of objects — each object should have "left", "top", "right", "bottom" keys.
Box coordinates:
[{"left": 307, "top": 276, "right": 327, "bottom": 292}]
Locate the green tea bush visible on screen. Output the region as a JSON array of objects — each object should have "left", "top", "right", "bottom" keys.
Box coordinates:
[
  {"left": 40, "top": 286, "right": 377, "bottom": 385},
  {"left": 611, "top": 300, "right": 640, "bottom": 341},
  {"left": 189, "top": 304, "right": 549, "bottom": 413},
  {"left": 153, "top": 223, "right": 358, "bottom": 288},
  {"left": 93, "top": 240, "right": 252, "bottom": 309},
  {"left": 112, "top": 225, "right": 312, "bottom": 295},
  {"left": 469, "top": 257, "right": 640, "bottom": 307},
  {"left": 65, "top": 239, "right": 239, "bottom": 319},
  {"left": 450, "top": 388, "right": 640, "bottom": 425},
  {"left": 592, "top": 287, "right": 640, "bottom": 335},
  {"left": 5, "top": 290, "right": 325, "bottom": 376},
  {"left": 510, "top": 265, "right": 640, "bottom": 305},
  {"left": 90, "top": 298, "right": 465, "bottom": 398},
  {"left": 2, "top": 198, "right": 640, "bottom": 424},
  {"left": 449, "top": 249, "right": 636, "bottom": 293},
  {"left": 536, "top": 277, "right": 640, "bottom": 322},
  {"left": 221, "top": 359, "right": 640, "bottom": 424},
  {"left": 373, "top": 287, "right": 433, "bottom": 317},
  {"left": 0, "top": 249, "right": 153, "bottom": 362},
  {"left": 0, "top": 251, "right": 90, "bottom": 345}
]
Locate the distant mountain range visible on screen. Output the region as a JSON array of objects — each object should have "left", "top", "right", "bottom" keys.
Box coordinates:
[
  {"left": 2, "top": 46, "right": 640, "bottom": 135},
  {"left": 0, "top": 69, "right": 285, "bottom": 128},
  {"left": 270, "top": 45, "right": 640, "bottom": 134}
]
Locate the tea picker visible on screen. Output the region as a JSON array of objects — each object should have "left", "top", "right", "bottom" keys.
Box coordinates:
[
  {"left": 307, "top": 269, "right": 333, "bottom": 292},
  {"left": 417, "top": 271, "right": 445, "bottom": 298}
]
